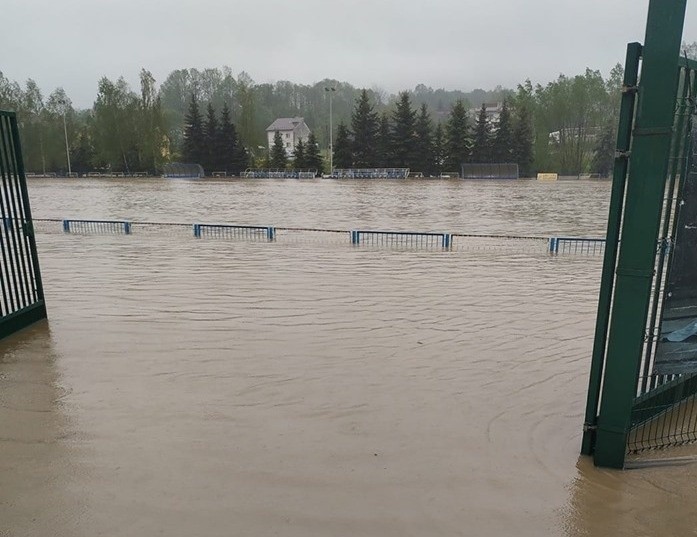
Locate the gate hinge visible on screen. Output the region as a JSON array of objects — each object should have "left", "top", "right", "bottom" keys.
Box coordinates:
[
  {"left": 583, "top": 423, "right": 597, "bottom": 432},
  {"left": 615, "top": 150, "right": 631, "bottom": 159},
  {"left": 622, "top": 84, "right": 639, "bottom": 94}
]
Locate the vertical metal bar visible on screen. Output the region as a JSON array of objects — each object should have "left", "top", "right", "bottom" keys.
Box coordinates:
[
  {"left": 0, "top": 117, "right": 16, "bottom": 314},
  {"left": 0, "top": 116, "right": 23, "bottom": 310},
  {"left": 5, "top": 115, "right": 34, "bottom": 306},
  {"left": 593, "top": 1, "right": 687, "bottom": 469},
  {"left": 582, "top": 42, "right": 642, "bottom": 456}
]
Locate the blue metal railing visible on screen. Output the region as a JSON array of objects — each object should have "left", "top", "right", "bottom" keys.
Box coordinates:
[
  {"left": 193, "top": 223, "right": 276, "bottom": 241},
  {"left": 548, "top": 236, "right": 605, "bottom": 255},
  {"left": 62, "top": 219, "right": 131, "bottom": 234},
  {"left": 350, "top": 230, "right": 452, "bottom": 249}
]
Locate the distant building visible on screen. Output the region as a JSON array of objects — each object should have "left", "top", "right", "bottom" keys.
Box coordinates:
[
  {"left": 470, "top": 102, "right": 504, "bottom": 124},
  {"left": 265, "top": 117, "right": 311, "bottom": 156}
]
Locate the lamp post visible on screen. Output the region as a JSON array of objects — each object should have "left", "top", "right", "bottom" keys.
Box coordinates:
[
  {"left": 58, "top": 98, "right": 72, "bottom": 176},
  {"left": 324, "top": 86, "right": 336, "bottom": 173}
]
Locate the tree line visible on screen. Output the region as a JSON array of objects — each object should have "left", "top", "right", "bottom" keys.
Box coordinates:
[
  {"left": 0, "top": 54, "right": 644, "bottom": 176},
  {"left": 181, "top": 95, "right": 248, "bottom": 175},
  {"left": 332, "top": 90, "right": 534, "bottom": 176}
]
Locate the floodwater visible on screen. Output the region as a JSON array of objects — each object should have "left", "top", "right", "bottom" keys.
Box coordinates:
[{"left": 1, "top": 177, "right": 696, "bottom": 536}]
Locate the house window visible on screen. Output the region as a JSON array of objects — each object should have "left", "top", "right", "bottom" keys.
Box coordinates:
[{"left": 285, "top": 133, "right": 290, "bottom": 139}]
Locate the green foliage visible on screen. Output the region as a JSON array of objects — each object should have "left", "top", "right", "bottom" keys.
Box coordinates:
[
  {"left": 204, "top": 102, "right": 219, "bottom": 171},
  {"left": 351, "top": 89, "right": 379, "bottom": 167},
  {"left": 0, "top": 59, "right": 633, "bottom": 177},
  {"left": 294, "top": 138, "right": 306, "bottom": 169},
  {"left": 432, "top": 123, "right": 446, "bottom": 176},
  {"left": 333, "top": 122, "right": 353, "bottom": 169},
  {"left": 376, "top": 113, "right": 391, "bottom": 167},
  {"left": 305, "top": 132, "right": 323, "bottom": 175},
  {"left": 92, "top": 77, "right": 141, "bottom": 172},
  {"left": 413, "top": 104, "right": 434, "bottom": 175},
  {"left": 390, "top": 92, "right": 418, "bottom": 169},
  {"left": 69, "top": 127, "right": 95, "bottom": 175},
  {"left": 182, "top": 93, "right": 205, "bottom": 167},
  {"left": 591, "top": 121, "right": 616, "bottom": 177},
  {"left": 445, "top": 100, "right": 470, "bottom": 171},
  {"left": 512, "top": 102, "right": 534, "bottom": 177},
  {"left": 470, "top": 103, "right": 492, "bottom": 163},
  {"left": 491, "top": 100, "right": 513, "bottom": 163},
  {"left": 270, "top": 130, "right": 287, "bottom": 169}
]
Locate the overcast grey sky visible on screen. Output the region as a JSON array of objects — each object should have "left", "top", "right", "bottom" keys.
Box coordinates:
[{"left": 3, "top": 0, "right": 697, "bottom": 107}]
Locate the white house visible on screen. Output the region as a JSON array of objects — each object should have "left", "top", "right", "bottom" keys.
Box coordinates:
[
  {"left": 470, "top": 102, "right": 504, "bottom": 124},
  {"left": 265, "top": 117, "right": 311, "bottom": 156}
]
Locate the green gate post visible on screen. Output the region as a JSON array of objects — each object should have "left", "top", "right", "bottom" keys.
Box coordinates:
[
  {"left": 593, "top": 0, "right": 687, "bottom": 468},
  {"left": 581, "top": 42, "right": 642, "bottom": 456}
]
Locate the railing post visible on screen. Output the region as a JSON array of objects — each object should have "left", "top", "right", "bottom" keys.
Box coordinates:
[
  {"left": 443, "top": 233, "right": 451, "bottom": 249},
  {"left": 193, "top": 224, "right": 201, "bottom": 238},
  {"left": 62, "top": 219, "right": 70, "bottom": 233},
  {"left": 124, "top": 221, "right": 131, "bottom": 235},
  {"left": 267, "top": 227, "right": 276, "bottom": 241},
  {"left": 351, "top": 230, "right": 359, "bottom": 244}
]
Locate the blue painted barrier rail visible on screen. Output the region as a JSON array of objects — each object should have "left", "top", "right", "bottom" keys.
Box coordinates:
[
  {"left": 548, "top": 236, "right": 605, "bottom": 254},
  {"left": 350, "top": 230, "right": 452, "bottom": 249},
  {"left": 39, "top": 218, "right": 608, "bottom": 255},
  {"left": 62, "top": 219, "right": 131, "bottom": 234},
  {"left": 193, "top": 223, "right": 276, "bottom": 241}
]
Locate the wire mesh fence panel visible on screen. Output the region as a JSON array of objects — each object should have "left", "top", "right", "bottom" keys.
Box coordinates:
[
  {"left": 548, "top": 237, "right": 606, "bottom": 255},
  {"left": 623, "top": 58, "right": 697, "bottom": 454},
  {"left": 351, "top": 230, "right": 450, "bottom": 249},
  {"left": 461, "top": 163, "right": 519, "bottom": 179},
  {"left": 194, "top": 224, "right": 275, "bottom": 241},
  {"left": 62, "top": 219, "right": 131, "bottom": 234}
]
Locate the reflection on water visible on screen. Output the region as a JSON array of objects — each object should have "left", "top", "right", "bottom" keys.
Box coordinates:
[
  {"left": 0, "top": 323, "right": 84, "bottom": 536},
  {"left": 0, "top": 178, "right": 695, "bottom": 535}
]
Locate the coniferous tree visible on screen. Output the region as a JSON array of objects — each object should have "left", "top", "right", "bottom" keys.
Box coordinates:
[
  {"left": 70, "top": 127, "right": 95, "bottom": 176},
  {"left": 445, "top": 99, "right": 470, "bottom": 172},
  {"left": 305, "top": 133, "right": 323, "bottom": 175},
  {"left": 333, "top": 122, "right": 353, "bottom": 169},
  {"left": 218, "top": 102, "right": 236, "bottom": 173},
  {"left": 218, "top": 102, "right": 248, "bottom": 175},
  {"left": 351, "top": 89, "right": 379, "bottom": 167},
  {"left": 470, "top": 103, "right": 492, "bottom": 163},
  {"left": 294, "top": 138, "right": 306, "bottom": 169},
  {"left": 231, "top": 143, "right": 249, "bottom": 175},
  {"left": 203, "top": 102, "right": 218, "bottom": 173},
  {"left": 182, "top": 94, "right": 205, "bottom": 167},
  {"left": 391, "top": 92, "right": 418, "bottom": 169},
  {"left": 376, "top": 113, "right": 391, "bottom": 167},
  {"left": 492, "top": 100, "right": 514, "bottom": 163},
  {"left": 432, "top": 122, "right": 446, "bottom": 177},
  {"left": 512, "top": 104, "right": 534, "bottom": 177},
  {"left": 414, "top": 103, "right": 434, "bottom": 175},
  {"left": 270, "top": 130, "right": 287, "bottom": 169}
]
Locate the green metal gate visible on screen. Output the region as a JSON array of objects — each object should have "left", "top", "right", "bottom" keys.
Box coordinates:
[
  {"left": 581, "top": 0, "right": 696, "bottom": 468},
  {"left": 0, "top": 110, "right": 47, "bottom": 338}
]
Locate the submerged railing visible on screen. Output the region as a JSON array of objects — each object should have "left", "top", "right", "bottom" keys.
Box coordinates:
[
  {"left": 548, "top": 237, "right": 606, "bottom": 255},
  {"left": 193, "top": 224, "right": 276, "bottom": 241},
  {"left": 62, "top": 219, "right": 131, "bottom": 234},
  {"left": 351, "top": 230, "right": 452, "bottom": 249},
  {"left": 33, "top": 217, "right": 609, "bottom": 255}
]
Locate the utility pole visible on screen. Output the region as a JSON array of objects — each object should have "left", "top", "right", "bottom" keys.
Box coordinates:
[{"left": 324, "top": 86, "right": 336, "bottom": 173}]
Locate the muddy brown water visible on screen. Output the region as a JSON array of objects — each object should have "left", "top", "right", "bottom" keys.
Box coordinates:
[{"left": 2, "top": 178, "right": 697, "bottom": 536}]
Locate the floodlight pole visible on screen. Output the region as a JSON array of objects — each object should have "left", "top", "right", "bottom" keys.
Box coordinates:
[
  {"left": 325, "top": 86, "right": 336, "bottom": 173},
  {"left": 62, "top": 111, "right": 71, "bottom": 176}
]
